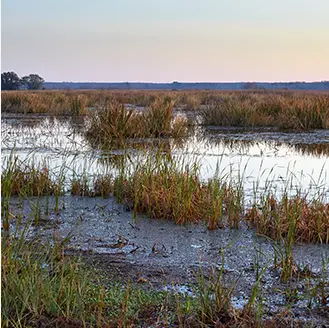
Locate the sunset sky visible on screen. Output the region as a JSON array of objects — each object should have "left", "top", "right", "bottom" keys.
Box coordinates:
[{"left": 2, "top": 0, "right": 329, "bottom": 82}]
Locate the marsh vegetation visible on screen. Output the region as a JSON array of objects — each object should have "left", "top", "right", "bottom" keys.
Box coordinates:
[{"left": 1, "top": 89, "right": 329, "bottom": 327}]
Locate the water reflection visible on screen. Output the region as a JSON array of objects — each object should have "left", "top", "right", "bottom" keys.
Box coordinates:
[
  {"left": 199, "top": 127, "right": 329, "bottom": 157},
  {"left": 2, "top": 116, "right": 328, "bottom": 201}
]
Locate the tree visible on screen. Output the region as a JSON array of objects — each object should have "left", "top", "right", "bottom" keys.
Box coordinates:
[
  {"left": 1, "top": 71, "right": 21, "bottom": 90},
  {"left": 21, "top": 74, "right": 45, "bottom": 90}
]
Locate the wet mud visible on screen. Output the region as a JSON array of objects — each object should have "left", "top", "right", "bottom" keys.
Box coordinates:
[{"left": 7, "top": 195, "right": 329, "bottom": 324}]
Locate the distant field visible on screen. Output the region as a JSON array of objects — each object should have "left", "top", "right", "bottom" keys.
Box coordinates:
[{"left": 2, "top": 89, "right": 329, "bottom": 130}]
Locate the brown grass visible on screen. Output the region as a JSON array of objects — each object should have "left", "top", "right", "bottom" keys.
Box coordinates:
[
  {"left": 246, "top": 194, "right": 329, "bottom": 243},
  {"left": 1, "top": 157, "right": 62, "bottom": 197},
  {"left": 114, "top": 162, "right": 243, "bottom": 229},
  {"left": 2, "top": 89, "right": 329, "bottom": 131},
  {"left": 85, "top": 98, "right": 189, "bottom": 148},
  {"left": 200, "top": 92, "right": 329, "bottom": 130}
]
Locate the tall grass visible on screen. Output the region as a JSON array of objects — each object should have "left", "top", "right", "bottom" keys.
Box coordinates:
[
  {"left": 86, "top": 100, "right": 141, "bottom": 148},
  {"left": 1, "top": 156, "right": 62, "bottom": 197},
  {"left": 200, "top": 92, "right": 329, "bottom": 130},
  {"left": 1, "top": 227, "right": 178, "bottom": 327},
  {"left": 2, "top": 234, "right": 93, "bottom": 327},
  {"left": 85, "top": 98, "right": 189, "bottom": 148},
  {"left": 3, "top": 90, "right": 328, "bottom": 130},
  {"left": 246, "top": 193, "right": 329, "bottom": 244},
  {"left": 111, "top": 154, "right": 244, "bottom": 229}
]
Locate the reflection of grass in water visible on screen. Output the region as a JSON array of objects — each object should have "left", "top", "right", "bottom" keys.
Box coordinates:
[
  {"left": 199, "top": 128, "right": 329, "bottom": 157},
  {"left": 291, "top": 143, "right": 329, "bottom": 157}
]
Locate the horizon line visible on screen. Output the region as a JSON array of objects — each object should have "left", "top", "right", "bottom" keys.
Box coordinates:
[{"left": 45, "top": 80, "right": 329, "bottom": 84}]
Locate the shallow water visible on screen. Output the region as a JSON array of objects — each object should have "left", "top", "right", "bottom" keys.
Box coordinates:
[
  {"left": 2, "top": 115, "right": 329, "bottom": 201},
  {"left": 3, "top": 114, "right": 329, "bottom": 321}
]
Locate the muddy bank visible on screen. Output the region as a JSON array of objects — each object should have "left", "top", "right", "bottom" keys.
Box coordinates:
[{"left": 7, "top": 195, "right": 329, "bottom": 324}]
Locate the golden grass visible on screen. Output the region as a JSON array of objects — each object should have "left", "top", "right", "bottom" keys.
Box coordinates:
[
  {"left": 1, "top": 157, "right": 62, "bottom": 197},
  {"left": 246, "top": 195, "right": 329, "bottom": 244},
  {"left": 85, "top": 98, "right": 189, "bottom": 148},
  {"left": 114, "top": 161, "right": 243, "bottom": 229},
  {"left": 2, "top": 89, "right": 329, "bottom": 130},
  {"left": 200, "top": 92, "right": 329, "bottom": 129}
]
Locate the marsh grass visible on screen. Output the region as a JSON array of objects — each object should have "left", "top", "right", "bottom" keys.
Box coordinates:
[
  {"left": 246, "top": 194, "right": 329, "bottom": 244},
  {"left": 1, "top": 156, "right": 62, "bottom": 197},
  {"left": 194, "top": 249, "right": 240, "bottom": 327},
  {"left": 200, "top": 92, "right": 329, "bottom": 130},
  {"left": 86, "top": 98, "right": 189, "bottom": 148},
  {"left": 192, "top": 253, "right": 274, "bottom": 328},
  {"left": 1, "top": 228, "right": 178, "bottom": 327},
  {"left": 200, "top": 97, "right": 255, "bottom": 127},
  {"left": 111, "top": 154, "right": 244, "bottom": 229},
  {"left": 3, "top": 90, "right": 329, "bottom": 130},
  {"left": 71, "top": 173, "right": 113, "bottom": 197},
  {"left": 86, "top": 100, "right": 142, "bottom": 148},
  {"left": 1, "top": 233, "right": 92, "bottom": 327},
  {"left": 2, "top": 228, "right": 283, "bottom": 328},
  {"left": 69, "top": 95, "right": 87, "bottom": 116}
]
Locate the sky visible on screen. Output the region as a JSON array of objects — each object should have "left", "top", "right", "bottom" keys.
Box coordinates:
[{"left": 1, "top": 0, "right": 329, "bottom": 82}]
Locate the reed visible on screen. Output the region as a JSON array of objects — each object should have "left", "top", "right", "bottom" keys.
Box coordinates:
[
  {"left": 246, "top": 193, "right": 329, "bottom": 244},
  {"left": 3, "top": 90, "right": 329, "bottom": 131},
  {"left": 112, "top": 154, "right": 243, "bottom": 229},
  {"left": 85, "top": 98, "right": 189, "bottom": 148},
  {"left": 1, "top": 156, "right": 62, "bottom": 197},
  {"left": 200, "top": 92, "right": 329, "bottom": 130}
]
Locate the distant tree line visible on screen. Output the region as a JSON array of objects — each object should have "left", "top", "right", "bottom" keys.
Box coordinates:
[{"left": 1, "top": 71, "right": 45, "bottom": 90}]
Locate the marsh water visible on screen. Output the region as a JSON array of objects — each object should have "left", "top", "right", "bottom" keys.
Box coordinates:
[
  {"left": 2, "top": 113, "right": 329, "bottom": 203},
  {"left": 2, "top": 112, "right": 329, "bottom": 321}
]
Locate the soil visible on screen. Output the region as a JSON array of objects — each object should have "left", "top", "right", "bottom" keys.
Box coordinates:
[{"left": 8, "top": 195, "right": 329, "bottom": 325}]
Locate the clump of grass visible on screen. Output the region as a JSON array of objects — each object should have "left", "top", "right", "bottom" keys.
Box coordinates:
[
  {"left": 183, "top": 93, "right": 202, "bottom": 110},
  {"left": 71, "top": 174, "right": 91, "bottom": 196},
  {"left": 192, "top": 255, "right": 269, "bottom": 327},
  {"left": 1, "top": 156, "right": 62, "bottom": 197},
  {"left": 69, "top": 95, "right": 87, "bottom": 116},
  {"left": 245, "top": 194, "right": 329, "bottom": 244},
  {"left": 280, "top": 94, "right": 329, "bottom": 130},
  {"left": 142, "top": 98, "right": 174, "bottom": 137},
  {"left": 200, "top": 92, "right": 329, "bottom": 130},
  {"left": 93, "top": 174, "right": 113, "bottom": 197},
  {"left": 86, "top": 98, "right": 189, "bottom": 148},
  {"left": 85, "top": 100, "right": 143, "bottom": 147},
  {"left": 1, "top": 227, "right": 175, "bottom": 327},
  {"left": 114, "top": 157, "right": 243, "bottom": 229},
  {"left": 1, "top": 234, "right": 94, "bottom": 327},
  {"left": 71, "top": 173, "right": 113, "bottom": 197},
  {"left": 200, "top": 97, "right": 257, "bottom": 127},
  {"left": 194, "top": 259, "right": 238, "bottom": 326}
]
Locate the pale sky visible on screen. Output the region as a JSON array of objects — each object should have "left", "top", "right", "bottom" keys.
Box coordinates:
[{"left": 1, "top": 0, "right": 329, "bottom": 82}]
